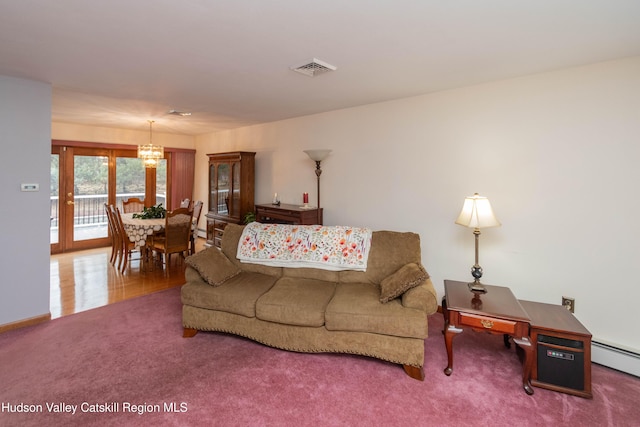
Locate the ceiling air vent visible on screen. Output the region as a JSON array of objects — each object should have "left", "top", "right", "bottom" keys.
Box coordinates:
[
  {"left": 167, "top": 109, "right": 191, "bottom": 116},
  {"left": 290, "top": 58, "right": 337, "bottom": 77}
]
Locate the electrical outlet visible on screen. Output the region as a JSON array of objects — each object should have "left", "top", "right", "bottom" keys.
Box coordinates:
[{"left": 562, "top": 296, "right": 575, "bottom": 313}]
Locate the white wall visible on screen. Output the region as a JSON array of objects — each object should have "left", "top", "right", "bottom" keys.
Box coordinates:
[
  {"left": 0, "top": 76, "right": 51, "bottom": 325},
  {"left": 195, "top": 56, "right": 640, "bottom": 354}
]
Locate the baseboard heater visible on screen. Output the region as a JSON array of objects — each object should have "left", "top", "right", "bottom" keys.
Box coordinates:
[{"left": 592, "top": 340, "right": 640, "bottom": 378}]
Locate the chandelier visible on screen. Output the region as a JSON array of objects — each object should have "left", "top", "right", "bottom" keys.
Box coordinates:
[{"left": 137, "top": 120, "right": 164, "bottom": 168}]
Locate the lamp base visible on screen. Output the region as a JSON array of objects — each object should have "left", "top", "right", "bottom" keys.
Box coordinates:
[
  {"left": 468, "top": 281, "right": 487, "bottom": 294},
  {"left": 468, "top": 264, "right": 486, "bottom": 293}
]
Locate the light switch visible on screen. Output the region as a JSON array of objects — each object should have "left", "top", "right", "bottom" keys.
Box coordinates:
[{"left": 21, "top": 183, "right": 39, "bottom": 192}]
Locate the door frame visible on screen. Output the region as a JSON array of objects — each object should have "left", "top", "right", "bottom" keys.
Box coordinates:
[{"left": 50, "top": 145, "right": 63, "bottom": 254}]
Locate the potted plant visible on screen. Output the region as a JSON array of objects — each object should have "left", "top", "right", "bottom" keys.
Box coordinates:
[
  {"left": 243, "top": 211, "right": 256, "bottom": 224},
  {"left": 132, "top": 203, "right": 167, "bottom": 219}
]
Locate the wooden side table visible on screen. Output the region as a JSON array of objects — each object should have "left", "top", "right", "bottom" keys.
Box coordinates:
[
  {"left": 519, "top": 300, "right": 592, "bottom": 398},
  {"left": 442, "top": 280, "right": 535, "bottom": 395}
]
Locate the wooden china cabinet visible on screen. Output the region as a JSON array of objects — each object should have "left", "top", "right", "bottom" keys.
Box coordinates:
[{"left": 205, "top": 152, "right": 255, "bottom": 248}]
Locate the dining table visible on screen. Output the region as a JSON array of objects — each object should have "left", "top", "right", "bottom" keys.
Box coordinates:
[
  {"left": 120, "top": 212, "right": 165, "bottom": 249},
  {"left": 120, "top": 211, "right": 196, "bottom": 270},
  {"left": 120, "top": 212, "right": 165, "bottom": 270}
]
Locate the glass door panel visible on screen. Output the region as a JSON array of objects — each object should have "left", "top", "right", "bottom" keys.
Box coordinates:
[
  {"left": 231, "top": 162, "right": 240, "bottom": 218},
  {"left": 73, "top": 154, "right": 109, "bottom": 241},
  {"left": 209, "top": 163, "right": 216, "bottom": 213},
  {"left": 115, "top": 156, "right": 145, "bottom": 211},
  {"left": 217, "top": 163, "right": 230, "bottom": 215},
  {"left": 155, "top": 159, "right": 167, "bottom": 207}
]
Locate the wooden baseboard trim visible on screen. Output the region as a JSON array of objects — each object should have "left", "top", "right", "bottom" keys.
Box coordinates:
[{"left": 0, "top": 313, "right": 51, "bottom": 334}]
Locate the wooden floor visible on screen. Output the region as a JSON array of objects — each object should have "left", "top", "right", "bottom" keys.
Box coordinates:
[{"left": 50, "top": 239, "right": 206, "bottom": 318}]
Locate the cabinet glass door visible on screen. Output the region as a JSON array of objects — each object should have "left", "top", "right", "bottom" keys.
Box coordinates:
[
  {"left": 209, "top": 163, "right": 216, "bottom": 213},
  {"left": 217, "top": 163, "right": 230, "bottom": 215},
  {"left": 231, "top": 162, "right": 241, "bottom": 218}
]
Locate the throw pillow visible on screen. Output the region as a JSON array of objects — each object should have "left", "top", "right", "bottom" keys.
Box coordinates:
[
  {"left": 185, "top": 247, "right": 241, "bottom": 287},
  {"left": 379, "top": 263, "right": 429, "bottom": 303}
]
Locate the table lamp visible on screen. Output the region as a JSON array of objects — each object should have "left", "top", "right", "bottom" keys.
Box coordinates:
[{"left": 455, "top": 193, "right": 501, "bottom": 293}]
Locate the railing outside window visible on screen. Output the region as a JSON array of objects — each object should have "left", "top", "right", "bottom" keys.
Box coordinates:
[{"left": 50, "top": 193, "right": 167, "bottom": 241}]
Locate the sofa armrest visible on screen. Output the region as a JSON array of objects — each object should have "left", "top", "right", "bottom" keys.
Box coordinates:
[
  {"left": 185, "top": 265, "right": 207, "bottom": 285},
  {"left": 401, "top": 277, "right": 438, "bottom": 314}
]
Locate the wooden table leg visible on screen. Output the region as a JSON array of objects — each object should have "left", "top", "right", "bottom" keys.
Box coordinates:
[
  {"left": 444, "top": 323, "right": 463, "bottom": 376},
  {"left": 442, "top": 297, "right": 463, "bottom": 376},
  {"left": 503, "top": 334, "right": 511, "bottom": 348},
  {"left": 140, "top": 244, "right": 151, "bottom": 272},
  {"left": 513, "top": 336, "right": 535, "bottom": 395}
]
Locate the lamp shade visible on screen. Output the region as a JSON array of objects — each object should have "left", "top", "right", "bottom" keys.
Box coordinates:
[
  {"left": 304, "top": 149, "right": 332, "bottom": 162},
  {"left": 455, "top": 193, "right": 501, "bottom": 229}
]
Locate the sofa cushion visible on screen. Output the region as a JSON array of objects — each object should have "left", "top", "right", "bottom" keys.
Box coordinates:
[
  {"left": 379, "top": 263, "right": 429, "bottom": 303},
  {"left": 256, "top": 277, "right": 337, "bottom": 327},
  {"left": 325, "top": 282, "right": 428, "bottom": 339},
  {"left": 185, "top": 247, "right": 240, "bottom": 287},
  {"left": 282, "top": 266, "right": 340, "bottom": 282},
  {"left": 181, "top": 270, "right": 278, "bottom": 318},
  {"left": 339, "top": 230, "right": 422, "bottom": 285}
]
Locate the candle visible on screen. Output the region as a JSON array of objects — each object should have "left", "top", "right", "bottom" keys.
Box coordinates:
[{"left": 303, "top": 192, "right": 309, "bottom": 204}]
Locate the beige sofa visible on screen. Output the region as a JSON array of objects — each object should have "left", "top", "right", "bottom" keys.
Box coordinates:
[{"left": 181, "top": 223, "right": 438, "bottom": 380}]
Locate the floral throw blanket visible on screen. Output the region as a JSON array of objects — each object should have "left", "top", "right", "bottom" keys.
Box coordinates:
[{"left": 237, "top": 222, "right": 372, "bottom": 271}]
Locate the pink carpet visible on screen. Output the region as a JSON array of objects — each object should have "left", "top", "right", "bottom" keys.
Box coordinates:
[{"left": 1, "top": 287, "right": 638, "bottom": 426}]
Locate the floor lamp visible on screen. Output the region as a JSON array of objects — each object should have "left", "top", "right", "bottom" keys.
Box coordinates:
[
  {"left": 304, "top": 149, "right": 331, "bottom": 225},
  {"left": 455, "top": 193, "right": 501, "bottom": 294}
]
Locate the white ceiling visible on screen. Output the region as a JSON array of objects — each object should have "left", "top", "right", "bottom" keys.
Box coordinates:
[{"left": 1, "top": 0, "right": 640, "bottom": 136}]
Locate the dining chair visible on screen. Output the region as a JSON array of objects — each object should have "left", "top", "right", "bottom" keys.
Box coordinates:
[
  {"left": 104, "top": 203, "right": 119, "bottom": 265},
  {"left": 180, "top": 198, "right": 191, "bottom": 209},
  {"left": 148, "top": 207, "right": 193, "bottom": 270},
  {"left": 122, "top": 197, "right": 145, "bottom": 213},
  {"left": 189, "top": 201, "right": 204, "bottom": 255},
  {"left": 112, "top": 206, "right": 139, "bottom": 273},
  {"left": 107, "top": 204, "right": 125, "bottom": 270}
]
